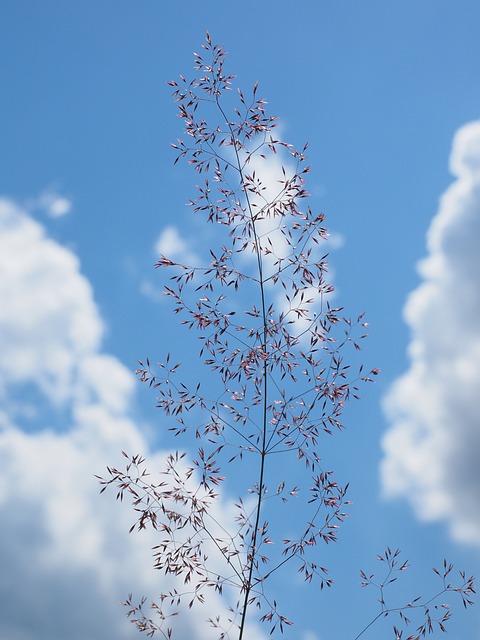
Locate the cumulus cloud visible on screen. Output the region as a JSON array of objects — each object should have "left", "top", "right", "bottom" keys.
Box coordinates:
[
  {"left": 0, "top": 198, "right": 267, "bottom": 640},
  {"left": 0, "top": 199, "right": 102, "bottom": 404},
  {"left": 381, "top": 120, "right": 480, "bottom": 544}
]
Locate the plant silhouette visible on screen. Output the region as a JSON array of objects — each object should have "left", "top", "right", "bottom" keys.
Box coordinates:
[{"left": 99, "top": 33, "right": 475, "bottom": 640}]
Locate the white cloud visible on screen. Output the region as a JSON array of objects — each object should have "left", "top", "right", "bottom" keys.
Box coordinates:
[
  {"left": 381, "top": 120, "right": 480, "bottom": 544},
  {"left": 0, "top": 197, "right": 150, "bottom": 639},
  {"left": 239, "top": 149, "right": 300, "bottom": 275},
  {"left": 326, "top": 231, "right": 345, "bottom": 250},
  {"left": 155, "top": 225, "right": 199, "bottom": 265},
  {"left": 0, "top": 199, "right": 101, "bottom": 404},
  {"left": 0, "top": 197, "right": 269, "bottom": 640},
  {"left": 148, "top": 148, "right": 339, "bottom": 329},
  {"left": 143, "top": 226, "right": 201, "bottom": 302},
  {"left": 38, "top": 188, "right": 72, "bottom": 217},
  {"left": 238, "top": 148, "right": 336, "bottom": 339}
]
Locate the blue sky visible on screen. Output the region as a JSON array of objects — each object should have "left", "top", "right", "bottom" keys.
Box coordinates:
[{"left": 1, "top": 1, "right": 480, "bottom": 639}]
